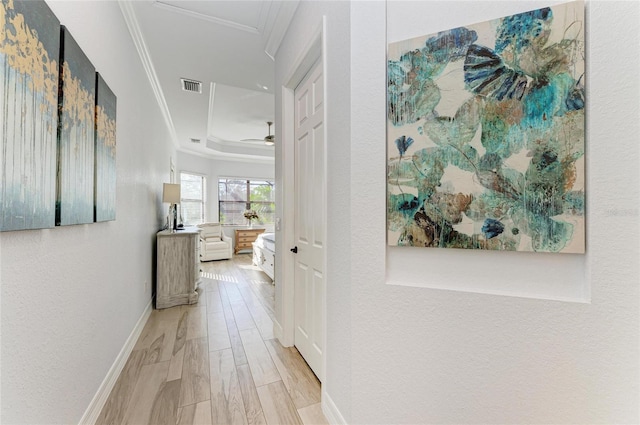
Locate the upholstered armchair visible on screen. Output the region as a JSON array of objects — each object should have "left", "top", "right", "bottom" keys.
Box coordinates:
[{"left": 196, "top": 223, "right": 232, "bottom": 261}]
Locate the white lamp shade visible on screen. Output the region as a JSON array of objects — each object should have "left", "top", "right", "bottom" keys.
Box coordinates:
[{"left": 162, "top": 183, "right": 181, "bottom": 203}]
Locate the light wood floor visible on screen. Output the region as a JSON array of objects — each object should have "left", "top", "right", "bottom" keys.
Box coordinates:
[{"left": 97, "top": 255, "right": 327, "bottom": 425}]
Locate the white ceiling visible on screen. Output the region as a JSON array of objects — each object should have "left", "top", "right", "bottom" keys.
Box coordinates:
[{"left": 124, "top": 0, "right": 299, "bottom": 162}]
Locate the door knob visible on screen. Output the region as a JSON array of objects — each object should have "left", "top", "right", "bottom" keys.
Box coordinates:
[{"left": 290, "top": 246, "right": 298, "bottom": 254}]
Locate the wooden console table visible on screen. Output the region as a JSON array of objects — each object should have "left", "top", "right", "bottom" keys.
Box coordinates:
[
  {"left": 235, "top": 228, "right": 264, "bottom": 254},
  {"left": 156, "top": 228, "right": 200, "bottom": 309}
]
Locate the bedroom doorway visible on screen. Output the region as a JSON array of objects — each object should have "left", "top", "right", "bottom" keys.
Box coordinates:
[{"left": 292, "top": 57, "right": 325, "bottom": 380}]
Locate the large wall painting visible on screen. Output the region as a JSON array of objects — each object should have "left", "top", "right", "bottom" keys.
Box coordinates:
[
  {"left": 1, "top": 0, "right": 59, "bottom": 231},
  {"left": 94, "top": 73, "right": 116, "bottom": 222},
  {"left": 56, "top": 26, "right": 95, "bottom": 226},
  {"left": 387, "top": 1, "right": 585, "bottom": 253}
]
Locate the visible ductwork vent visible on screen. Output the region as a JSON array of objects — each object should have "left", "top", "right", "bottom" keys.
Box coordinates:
[{"left": 181, "top": 78, "right": 202, "bottom": 93}]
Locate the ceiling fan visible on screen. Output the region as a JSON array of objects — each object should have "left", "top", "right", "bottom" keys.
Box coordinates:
[{"left": 241, "top": 121, "right": 275, "bottom": 146}]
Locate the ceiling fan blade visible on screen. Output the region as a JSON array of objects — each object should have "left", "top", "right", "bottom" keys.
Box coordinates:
[{"left": 239, "top": 122, "right": 274, "bottom": 144}]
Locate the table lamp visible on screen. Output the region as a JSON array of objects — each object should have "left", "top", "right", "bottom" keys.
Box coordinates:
[{"left": 163, "top": 183, "right": 181, "bottom": 232}]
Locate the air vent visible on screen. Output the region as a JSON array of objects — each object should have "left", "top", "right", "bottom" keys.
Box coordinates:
[
  {"left": 181, "top": 78, "right": 202, "bottom": 93},
  {"left": 190, "top": 138, "right": 201, "bottom": 144}
]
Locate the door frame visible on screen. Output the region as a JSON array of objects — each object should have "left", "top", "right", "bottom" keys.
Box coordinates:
[{"left": 278, "top": 17, "right": 327, "bottom": 382}]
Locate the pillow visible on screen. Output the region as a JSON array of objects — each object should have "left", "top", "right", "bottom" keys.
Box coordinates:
[{"left": 198, "top": 223, "right": 221, "bottom": 238}]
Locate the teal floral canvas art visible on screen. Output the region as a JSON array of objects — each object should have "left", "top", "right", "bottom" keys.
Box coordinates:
[{"left": 387, "top": 1, "right": 585, "bottom": 253}]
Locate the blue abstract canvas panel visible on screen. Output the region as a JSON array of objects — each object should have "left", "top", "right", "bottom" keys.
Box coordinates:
[
  {"left": 0, "top": 0, "right": 59, "bottom": 231},
  {"left": 387, "top": 1, "right": 585, "bottom": 253},
  {"left": 94, "top": 73, "right": 116, "bottom": 222},
  {"left": 56, "top": 26, "right": 95, "bottom": 226}
]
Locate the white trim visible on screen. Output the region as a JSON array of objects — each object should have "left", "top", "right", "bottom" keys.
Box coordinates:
[
  {"left": 152, "top": 1, "right": 260, "bottom": 34},
  {"left": 279, "top": 19, "right": 324, "bottom": 349},
  {"left": 77, "top": 300, "right": 152, "bottom": 425},
  {"left": 273, "top": 317, "right": 284, "bottom": 342},
  {"left": 206, "top": 82, "right": 217, "bottom": 140},
  {"left": 278, "top": 84, "right": 295, "bottom": 346},
  {"left": 177, "top": 147, "right": 275, "bottom": 164},
  {"left": 320, "top": 16, "right": 328, "bottom": 386},
  {"left": 280, "top": 16, "right": 327, "bottom": 383},
  {"left": 322, "top": 390, "right": 348, "bottom": 425},
  {"left": 118, "top": 1, "right": 178, "bottom": 147},
  {"left": 218, "top": 176, "right": 275, "bottom": 183},
  {"left": 264, "top": 1, "right": 301, "bottom": 61}
]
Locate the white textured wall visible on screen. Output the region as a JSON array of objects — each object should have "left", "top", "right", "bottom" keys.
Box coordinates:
[
  {"left": 0, "top": 1, "right": 175, "bottom": 423},
  {"left": 347, "top": 1, "right": 639, "bottom": 424},
  {"left": 274, "top": 0, "right": 353, "bottom": 420},
  {"left": 272, "top": 1, "right": 639, "bottom": 423}
]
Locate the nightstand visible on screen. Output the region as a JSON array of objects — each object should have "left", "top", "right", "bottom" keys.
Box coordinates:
[{"left": 234, "top": 228, "right": 265, "bottom": 254}]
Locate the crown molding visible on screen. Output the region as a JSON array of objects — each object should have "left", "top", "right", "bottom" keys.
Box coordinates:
[
  {"left": 264, "top": 0, "right": 300, "bottom": 60},
  {"left": 206, "top": 138, "right": 275, "bottom": 157},
  {"left": 118, "top": 0, "right": 178, "bottom": 147},
  {"left": 178, "top": 146, "right": 275, "bottom": 164},
  {"left": 152, "top": 1, "right": 261, "bottom": 34}
]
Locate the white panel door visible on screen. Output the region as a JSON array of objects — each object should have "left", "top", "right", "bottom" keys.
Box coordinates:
[{"left": 293, "top": 59, "right": 324, "bottom": 380}]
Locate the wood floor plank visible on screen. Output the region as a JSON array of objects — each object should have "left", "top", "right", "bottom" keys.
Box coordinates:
[
  {"left": 256, "top": 381, "right": 303, "bottom": 425},
  {"left": 225, "top": 313, "right": 249, "bottom": 366},
  {"left": 144, "top": 333, "right": 165, "bottom": 365},
  {"left": 265, "top": 340, "right": 321, "bottom": 409},
  {"left": 103, "top": 257, "right": 325, "bottom": 425},
  {"left": 148, "top": 378, "right": 181, "bottom": 425},
  {"left": 297, "top": 403, "right": 329, "bottom": 425},
  {"left": 137, "top": 309, "right": 180, "bottom": 365},
  {"left": 177, "top": 400, "right": 213, "bottom": 425},
  {"left": 134, "top": 307, "right": 180, "bottom": 350},
  {"left": 197, "top": 277, "right": 216, "bottom": 293},
  {"left": 209, "top": 349, "right": 248, "bottom": 425},
  {"left": 239, "top": 288, "right": 274, "bottom": 340},
  {"left": 226, "top": 259, "right": 274, "bottom": 339},
  {"left": 168, "top": 343, "right": 186, "bottom": 382},
  {"left": 175, "top": 310, "right": 189, "bottom": 352},
  {"left": 247, "top": 279, "right": 275, "bottom": 318},
  {"left": 121, "top": 361, "right": 170, "bottom": 425},
  {"left": 167, "top": 310, "right": 189, "bottom": 381},
  {"left": 223, "top": 279, "right": 245, "bottom": 303},
  {"left": 230, "top": 298, "right": 257, "bottom": 331},
  {"left": 208, "top": 311, "right": 231, "bottom": 352},
  {"left": 220, "top": 283, "right": 249, "bottom": 366},
  {"left": 239, "top": 328, "right": 280, "bottom": 387},
  {"left": 96, "top": 349, "right": 147, "bottom": 425},
  {"left": 180, "top": 338, "right": 211, "bottom": 407},
  {"left": 221, "top": 279, "right": 257, "bottom": 331},
  {"left": 186, "top": 306, "right": 207, "bottom": 340},
  {"left": 218, "top": 279, "right": 233, "bottom": 310},
  {"left": 204, "top": 285, "right": 224, "bottom": 313},
  {"left": 134, "top": 312, "right": 160, "bottom": 351},
  {"left": 237, "top": 364, "right": 267, "bottom": 425},
  {"left": 228, "top": 257, "right": 274, "bottom": 338}
]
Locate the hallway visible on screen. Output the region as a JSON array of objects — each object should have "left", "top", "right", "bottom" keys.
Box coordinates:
[{"left": 96, "top": 255, "right": 327, "bottom": 425}]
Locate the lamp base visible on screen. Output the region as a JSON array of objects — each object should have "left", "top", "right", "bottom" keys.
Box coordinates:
[{"left": 168, "top": 204, "right": 178, "bottom": 232}]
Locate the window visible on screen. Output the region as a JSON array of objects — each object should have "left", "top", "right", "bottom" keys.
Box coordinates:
[
  {"left": 218, "top": 178, "right": 274, "bottom": 225},
  {"left": 180, "top": 172, "right": 205, "bottom": 225}
]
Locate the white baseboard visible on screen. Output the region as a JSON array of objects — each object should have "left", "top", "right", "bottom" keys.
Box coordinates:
[
  {"left": 273, "top": 318, "right": 284, "bottom": 344},
  {"left": 78, "top": 300, "right": 152, "bottom": 425},
  {"left": 322, "top": 390, "right": 347, "bottom": 425}
]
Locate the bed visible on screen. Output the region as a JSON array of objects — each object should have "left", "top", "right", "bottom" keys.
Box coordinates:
[{"left": 252, "top": 232, "right": 275, "bottom": 281}]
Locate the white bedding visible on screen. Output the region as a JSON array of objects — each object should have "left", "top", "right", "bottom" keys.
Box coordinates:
[{"left": 256, "top": 232, "right": 275, "bottom": 253}]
